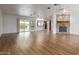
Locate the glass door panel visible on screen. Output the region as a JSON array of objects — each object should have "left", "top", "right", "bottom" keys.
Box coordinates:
[
  {"left": 25, "top": 21, "right": 30, "bottom": 31},
  {"left": 20, "top": 20, "right": 25, "bottom": 32},
  {"left": 30, "top": 21, "right": 35, "bottom": 31},
  {"left": 19, "top": 19, "right": 30, "bottom": 32}
]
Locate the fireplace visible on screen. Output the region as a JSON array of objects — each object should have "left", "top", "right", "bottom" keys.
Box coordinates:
[
  {"left": 56, "top": 14, "right": 70, "bottom": 34},
  {"left": 56, "top": 22, "right": 70, "bottom": 33},
  {"left": 59, "top": 25, "right": 67, "bottom": 32}
]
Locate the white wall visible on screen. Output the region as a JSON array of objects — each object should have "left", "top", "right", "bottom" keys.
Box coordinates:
[
  {"left": 3, "top": 14, "right": 18, "bottom": 34},
  {"left": 70, "top": 12, "right": 79, "bottom": 35},
  {"left": 3, "top": 14, "right": 36, "bottom": 34},
  {"left": 0, "top": 9, "right": 3, "bottom": 36}
]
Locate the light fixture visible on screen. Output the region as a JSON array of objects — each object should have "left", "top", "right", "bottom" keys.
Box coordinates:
[
  {"left": 54, "top": 4, "right": 60, "bottom": 6},
  {"left": 62, "top": 8, "right": 67, "bottom": 14},
  {"left": 48, "top": 7, "right": 51, "bottom": 9},
  {"left": 36, "top": 18, "right": 44, "bottom": 20}
]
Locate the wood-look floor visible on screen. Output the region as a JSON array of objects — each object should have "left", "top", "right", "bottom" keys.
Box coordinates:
[{"left": 0, "top": 31, "right": 79, "bottom": 55}]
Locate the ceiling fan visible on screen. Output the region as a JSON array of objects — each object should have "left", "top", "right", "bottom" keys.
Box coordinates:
[{"left": 47, "top": 4, "right": 60, "bottom": 9}]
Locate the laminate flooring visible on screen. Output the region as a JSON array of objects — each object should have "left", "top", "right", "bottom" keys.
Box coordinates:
[{"left": 0, "top": 31, "right": 79, "bottom": 55}]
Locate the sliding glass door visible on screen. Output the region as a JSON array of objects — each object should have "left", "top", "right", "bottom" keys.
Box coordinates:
[
  {"left": 19, "top": 19, "right": 35, "bottom": 32},
  {"left": 24, "top": 20, "right": 30, "bottom": 31},
  {"left": 19, "top": 20, "right": 30, "bottom": 32}
]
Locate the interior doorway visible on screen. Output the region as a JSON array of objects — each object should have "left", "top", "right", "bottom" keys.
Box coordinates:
[{"left": 44, "top": 20, "right": 51, "bottom": 31}]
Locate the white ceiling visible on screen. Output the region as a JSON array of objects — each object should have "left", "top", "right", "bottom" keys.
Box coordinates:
[{"left": 0, "top": 4, "right": 79, "bottom": 17}]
